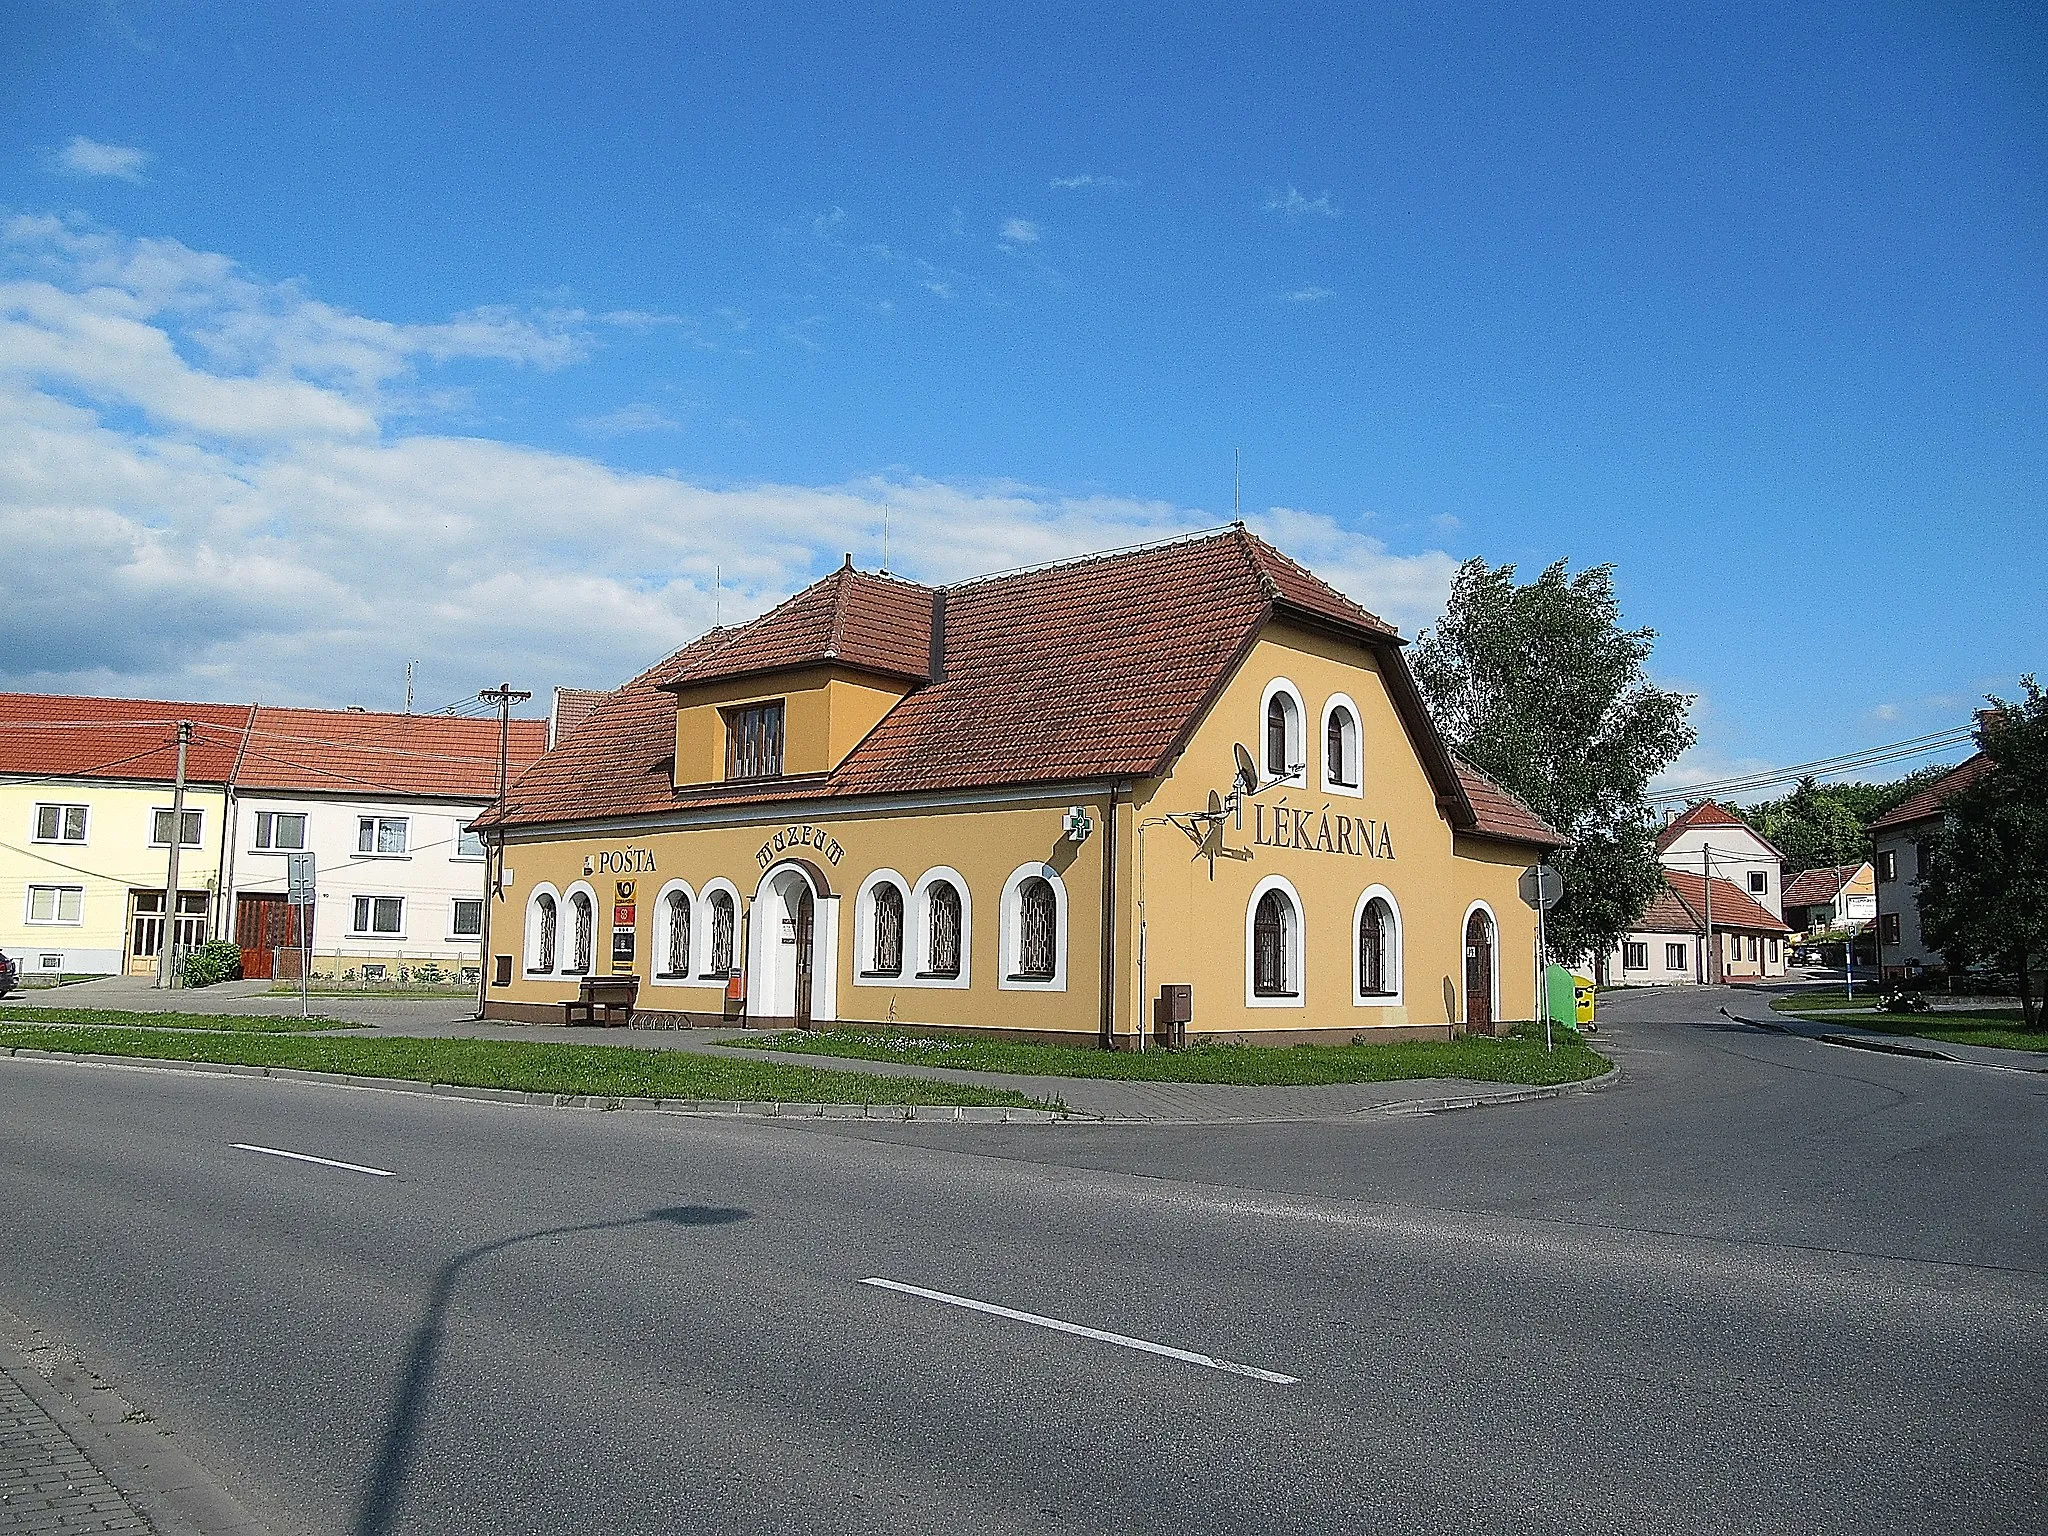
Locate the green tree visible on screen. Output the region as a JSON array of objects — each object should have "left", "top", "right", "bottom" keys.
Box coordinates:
[
  {"left": 1412, "top": 558, "right": 1695, "bottom": 968},
  {"left": 1743, "top": 777, "right": 1870, "bottom": 875},
  {"left": 1919, "top": 678, "right": 2048, "bottom": 1031}
]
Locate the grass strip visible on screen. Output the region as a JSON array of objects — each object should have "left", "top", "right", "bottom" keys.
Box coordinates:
[
  {"left": 0, "top": 1025, "right": 1054, "bottom": 1108},
  {"left": 729, "top": 1020, "right": 1610, "bottom": 1087},
  {"left": 1777, "top": 1009, "right": 2046, "bottom": 1053},
  {"left": 0, "top": 1005, "right": 355, "bottom": 1034}
]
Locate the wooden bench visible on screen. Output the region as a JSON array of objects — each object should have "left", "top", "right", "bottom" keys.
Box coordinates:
[{"left": 564, "top": 974, "right": 638, "bottom": 1027}]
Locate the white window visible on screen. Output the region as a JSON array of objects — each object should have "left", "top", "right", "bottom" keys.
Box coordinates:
[
  {"left": 661, "top": 886, "right": 692, "bottom": 978},
  {"left": 1245, "top": 875, "right": 1305, "bottom": 1008},
  {"left": 1259, "top": 679, "right": 1307, "bottom": 784},
  {"left": 254, "top": 811, "right": 307, "bottom": 850},
  {"left": 33, "top": 804, "right": 89, "bottom": 844},
  {"left": 1667, "top": 942, "right": 1688, "bottom": 971},
  {"left": 456, "top": 823, "right": 486, "bottom": 859},
  {"left": 854, "top": 871, "right": 911, "bottom": 982},
  {"left": 451, "top": 898, "right": 484, "bottom": 938},
  {"left": 1352, "top": 886, "right": 1402, "bottom": 1006},
  {"left": 526, "top": 886, "right": 560, "bottom": 974},
  {"left": 1320, "top": 694, "right": 1363, "bottom": 797},
  {"left": 352, "top": 895, "right": 404, "bottom": 935},
  {"left": 151, "top": 808, "right": 203, "bottom": 847},
  {"left": 908, "top": 868, "right": 973, "bottom": 988},
  {"left": 1624, "top": 941, "right": 1648, "bottom": 971},
  {"left": 566, "top": 890, "right": 594, "bottom": 974},
  {"left": 705, "top": 887, "right": 736, "bottom": 976},
  {"left": 1748, "top": 871, "right": 1768, "bottom": 895},
  {"left": 999, "top": 865, "right": 1067, "bottom": 991},
  {"left": 26, "top": 885, "right": 84, "bottom": 924},
  {"left": 358, "top": 816, "right": 409, "bottom": 856}
]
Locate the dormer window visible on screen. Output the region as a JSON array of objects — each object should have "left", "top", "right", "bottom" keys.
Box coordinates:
[{"left": 725, "top": 701, "right": 785, "bottom": 780}]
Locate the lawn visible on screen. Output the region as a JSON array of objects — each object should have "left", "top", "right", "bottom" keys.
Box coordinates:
[
  {"left": 729, "top": 1021, "right": 1612, "bottom": 1087},
  {"left": 0, "top": 1005, "right": 356, "bottom": 1033},
  {"left": 1771, "top": 1002, "right": 2046, "bottom": 1054},
  {"left": 0, "top": 1024, "right": 1054, "bottom": 1109}
]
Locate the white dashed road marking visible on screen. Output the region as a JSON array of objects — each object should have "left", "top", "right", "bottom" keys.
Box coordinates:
[{"left": 230, "top": 1143, "right": 394, "bottom": 1177}]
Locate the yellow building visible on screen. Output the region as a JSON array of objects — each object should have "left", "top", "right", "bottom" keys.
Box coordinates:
[{"left": 479, "top": 529, "right": 1561, "bottom": 1043}]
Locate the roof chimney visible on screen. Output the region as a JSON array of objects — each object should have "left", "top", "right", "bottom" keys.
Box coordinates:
[{"left": 929, "top": 590, "right": 947, "bottom": 682}]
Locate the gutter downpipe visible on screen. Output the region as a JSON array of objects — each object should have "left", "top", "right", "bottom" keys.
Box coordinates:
[{"left": 1099, "top": 782, "right": 1120, "bottom": 1050}]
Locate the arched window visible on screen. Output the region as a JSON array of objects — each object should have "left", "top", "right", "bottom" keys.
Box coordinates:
[
  {"left": 1328, "top": 708, "right": 1356, "bottom": 787},
  {"left": 567, "top": 891, "right": 593, "bottom": 974},
  {"left": 1253, "top": 889, "right": 1294, "bottom": 996},
  {"left": 528, "top": 892, "right": 557, "bottom": 974},
  {"left": 1260, "top": 680, "right": 1306, "bottom": 784},
  {"left": 927, "top": 880, "right": 962, "bottom": 978},
  {"left": 1015, "top": 877, "right": 1056, "bottom": 980},
  {"left": 1359, "top": 897, "right": 1393, "bottom": 996},
  {"left": 1266, "top": 696, "right": 1291, "bottom": 778},
  {"left": 872, "top": 882, "right": 904, "bottom": 976},
  {"left": 662, "top": 890, "right": 690, "bottom": 978},
  {"left": 707, "top": 889, "right": 735, "bottom": 976}
]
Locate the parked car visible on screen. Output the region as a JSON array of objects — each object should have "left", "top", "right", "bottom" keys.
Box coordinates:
[{"left": 0, "top": 949, "right": 16, "bottom": 997}]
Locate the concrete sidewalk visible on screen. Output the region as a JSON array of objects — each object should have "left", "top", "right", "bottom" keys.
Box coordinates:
[{"left": 1720, "top": 1001, "right": 2048, "bottom": 1074}]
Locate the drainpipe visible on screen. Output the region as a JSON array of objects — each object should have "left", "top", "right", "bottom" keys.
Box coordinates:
[{"left": 1098, "top": 783, "right": 1119, "bottom": 1050}]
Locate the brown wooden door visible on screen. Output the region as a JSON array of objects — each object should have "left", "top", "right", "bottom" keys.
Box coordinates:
[
  {"left": 792, "top": 888, "right": 815, "bottom": 1029},
  {"left": 1464, "top": 910, "right": 1494, "bottom": 1034},
  {"left": 235, "top": 894, "right": 305, "bottom": 981}
]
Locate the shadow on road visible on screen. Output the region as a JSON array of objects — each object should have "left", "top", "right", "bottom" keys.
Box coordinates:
[{"left": 352, "top": 1204, "right": 751, "bottom": 1536}]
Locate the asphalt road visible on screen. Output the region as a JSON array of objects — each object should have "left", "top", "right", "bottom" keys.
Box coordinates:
[{"left": 2, "top": 988, "right": 2041, "bottom": 1534}]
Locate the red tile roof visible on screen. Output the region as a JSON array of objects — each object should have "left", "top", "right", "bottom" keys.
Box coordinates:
[
  {"left": 487, "top": 527, "right": 1557, "bottom": 847},
  {"left": 1867, "top": 753, "right": 1990, "bottom": 832},
  {"left": 0, "top": 693, "right": 544, "bottom": 800},
  {"left": 550, "top": 688, "right": 611, "bottom": 748},
  {"left": 1783, "top": 863, "right": 1866, "bottom": 908},
  {"left": 1632, "top": 881, "right": 1708, "bottom": 935},
  {"left": 1660, "top": 868, "right": 1790, "bottom": 934},
  {"left": 1655, "top": 800, "right": 1762, "bottom": 852},
  {"left": 660, "top": 563, "right": 937, "bottom": 689},
  {"left": 1454, "top": 760, "right": 1565, "bottom": 848}
]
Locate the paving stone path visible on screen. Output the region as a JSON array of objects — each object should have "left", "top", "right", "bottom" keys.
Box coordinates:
[{"left": 0, "top": 1364, "right": 153, "bottom": 1535}]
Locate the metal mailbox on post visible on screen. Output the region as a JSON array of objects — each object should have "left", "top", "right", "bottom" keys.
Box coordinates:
[{"left": 1154, "top": 983, "right": 1192, "bottom": 1050}]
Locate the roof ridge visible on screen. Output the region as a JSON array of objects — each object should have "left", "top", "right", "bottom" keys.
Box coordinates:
[{"left": 941, "top": 524, "right": 1240, "bottom": 591}]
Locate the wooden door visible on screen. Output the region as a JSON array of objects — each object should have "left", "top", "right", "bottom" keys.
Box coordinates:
[
  {"left": 793, "top": 888, "right": 815, "bottom": 1029},
  {"left": 235, "top": 894, "right": 305, "bottom": 981},
  {"left": 1464, "top": 910, "right": 1494, "bottom": 1034}
]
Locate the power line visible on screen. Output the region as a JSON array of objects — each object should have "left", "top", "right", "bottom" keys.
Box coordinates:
[{"left": 1649, "top": 726, "right": 1973, "bottom": 803}]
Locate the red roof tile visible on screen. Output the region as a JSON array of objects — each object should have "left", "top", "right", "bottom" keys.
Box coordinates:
[
  {"left": 1867, "top": 753, "right": 1990, "bottom": 832},
  {"left": 1660, "top": 869, "right": 1790, "bottom": 934},
  {"left": 1631, "top": 881, "right": 1706, "bottom": 935},
  {"left": 488, "top": 528, "right": 1554, "bottom": 846},
  {"left": 550, "top": 688, "right": 611, "bottom": 748},
  {"left": 1783, "top": 863, "right": 1866, "bottom": 907},
  {"left": 1453, "top": 759, "right": 1566, "bottom": 848},
  {"left": 0, "top": 693, "right": 544, "bottom": 800}
]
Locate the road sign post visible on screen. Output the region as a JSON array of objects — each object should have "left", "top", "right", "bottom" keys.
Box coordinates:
[
  {"left": 1519, "top": 863, "right": 1564, "bottom": 1052},
  {"left": 287, "top": 853, "right": 315, "bottom": 1017}
]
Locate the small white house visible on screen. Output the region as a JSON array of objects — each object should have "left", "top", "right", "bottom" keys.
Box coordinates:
[{"left": 1655, "top": 801, "right": 1785, "bottom": 920}]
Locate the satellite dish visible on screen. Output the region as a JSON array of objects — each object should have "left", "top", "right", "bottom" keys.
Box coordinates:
[{"left": 1233, "top": 743, "right": 1260, "bottom": 796}]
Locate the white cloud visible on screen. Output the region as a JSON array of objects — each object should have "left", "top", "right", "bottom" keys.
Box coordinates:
[
  {"left": 50, "top": 136, "right": 152, "bottom": 182},
  {"left": 1049, "top": 174, "right": 1134, "bottom": 190},
  {"left": 1000, "top": 218, "right": 1042, "bottom": 245},
  {"left": 0, "top": 215, "right": 1460, "bottom": 709},
  {"left": 577, "top": 403, "right": 686, "bottom": 435},
  {"left": 1266, "top": 186, "right": 1340, "bottom": 218},
  {"left": 1284, "top": 286, "right": 1333, "bottom": 303},
  {"left": 1871, "top": 703, "right": 1900, "bottom": 721}
]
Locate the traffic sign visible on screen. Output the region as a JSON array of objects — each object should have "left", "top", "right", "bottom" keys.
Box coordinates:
[
  {"left": 1518, "top": 864, "right": 1563, "bottom": 911},
  {"left": 286, "top": 852, "right": 316, "bottom": 906}
]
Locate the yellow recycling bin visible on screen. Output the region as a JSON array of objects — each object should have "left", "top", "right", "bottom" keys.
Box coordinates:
[{"left": 1573, "top": 973, "right": 1596, "bottom": 1028}]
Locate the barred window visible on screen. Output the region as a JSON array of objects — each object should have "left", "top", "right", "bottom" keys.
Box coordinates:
[
  {"left": 872, "top": 883, "right": 904, "bottom": 976},
  {"left": 531, "top": 894, "right": 557, "bottom": 973},
  {"left": 663, "top": 890, "right": 690, "bottom": 978},
  {"left": 725, "top": 702, "right": 786, "bottom": 780},
  {"left": 927, "top": 881, "right": 962, "bottom": 978},
  {"left": 1015, "top": 877, "right": 1056, "bottom": 980},
  {"left": 708, "top": 890, "right": 735, "bottom": 975},
  {"left": 568, "top": 892, "right": 593, "bottom": 974},
  {"left": 1254, "top": 889, "right": 1294, "bottom": 996},
  {"left": 1358, "top": 897, "right": 1394, "bottom": 994}
]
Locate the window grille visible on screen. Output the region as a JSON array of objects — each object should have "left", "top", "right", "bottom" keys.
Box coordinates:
[
  {"left": 725, "top": 702, "right": 786, "bottom": 780},
  {"left": 872, "top": 883, "right": 904, "bottom": 975},
  {"left": 928, "top": 881, "right": 962, "bottom": 978},
  {"left": 1254, "top": 890, "right": 1292, "bottom": 996},
  {"left": 1359, "top": 898, "right": 1392, "bottom": 994},
  {"left": 570, "top": 894, "right": 593, "bottom": 974},
  {"left": 1016, "top": 877, "right": 1056, "bottom": 979},
  {"left": 664, "top": 891, "right": 690, "bottom": 977},
  {"left": 709, "top": 892, "right": 735, "bottom": 975},
  {"left": 535, "top": 896, "right": 557, "bottom": 972}
]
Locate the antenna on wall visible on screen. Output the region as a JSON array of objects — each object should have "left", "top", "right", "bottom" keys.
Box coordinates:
[
  {"left": 1234, "top": 447, "right": 1241, "bottom": 524},
  {"left": 882, "top": 503, "right": 891, "bottom": 574},
  {"left": 714, "top": 564, "right": 722, "bottom": 627},
  {"left": 404, "top": 660, "right": 418, "bottom": 713}
]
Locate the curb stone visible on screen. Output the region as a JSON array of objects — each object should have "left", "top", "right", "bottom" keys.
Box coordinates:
[{"left": 0, "top": 1046, "right": 1069, "bottom": 1121}]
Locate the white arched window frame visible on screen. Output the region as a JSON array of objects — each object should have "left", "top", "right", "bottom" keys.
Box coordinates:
[
  {"left": 1244, "top": 873, "right": 1306, "bottom": 1009},
  {"left": 524, "top": 882, "right": 561, "bottom": 977},
  {"left": 909, "top": 866, "right": 973, "bottom": 989},
  {"left": 700, "top": 879, "right": 742, "bottom": 978},
  {"left": 1258, "top": 678, "right": 1308, "bottom": 787},
  {"left": 1461, "top": 899, "right": 1501, "bottom": 1025},
  {"left": 1351, "top": 884, "right": 1403, "bottom": 1008},
  {"left": 852, "top": 868, "right": 912, "bottom": 987},
  {"left": 650, "top": 879, "right": 717, "bottom": 988},
  {"left": 1320, "top": 692, "right": 1364, "bottom": 799},
  {"left": 561, "top": 881, "right": 597, "bottom": 977},
  {"left": 998, "top": 863, "right": 1068, "bottom": 992}
]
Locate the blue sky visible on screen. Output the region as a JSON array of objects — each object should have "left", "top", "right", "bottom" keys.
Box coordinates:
[{"left": 2, "top": 1, "right": 2040, "bottom": 792}]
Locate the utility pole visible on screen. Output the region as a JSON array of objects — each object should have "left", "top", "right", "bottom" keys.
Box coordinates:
[
  {"left": 157, "top": 720, "right": 192, "bottom": 989},
  {"left": 478, "top": 682, "right": 531, "bottom": 897},
  {"left": 1701, "top": 843, "right": 1714, "bottom": 986}
]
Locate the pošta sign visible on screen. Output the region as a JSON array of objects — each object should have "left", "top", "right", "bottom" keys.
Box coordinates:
[
  {"left": 584, "top": 847, "right": 658, "bottom": 875},
  {"left": 1253, "top": 801, "right": 1395, "bottom": 860},
  {"left": 757, "top": 823, "right": 847, "bottom": 870}
]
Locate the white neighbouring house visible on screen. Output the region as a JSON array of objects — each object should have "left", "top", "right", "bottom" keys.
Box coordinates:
[
  {"left": 1598, "top": 801, "right": 1792, "bottom": 986},
  {"left": 0, "top": 694, "right": 545, "bottom": 986}
]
